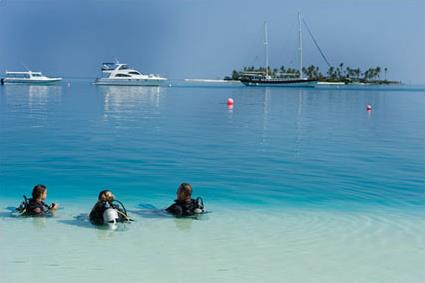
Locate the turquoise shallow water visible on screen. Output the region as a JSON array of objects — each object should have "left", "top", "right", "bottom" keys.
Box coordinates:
[{"left": 0, "top": 81, "right": 424, "bottom": 283}]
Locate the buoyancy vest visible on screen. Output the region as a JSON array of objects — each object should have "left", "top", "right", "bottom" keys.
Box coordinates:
[
  {"left": 17, "top": 196, "right": 50, "bottom": 216},
  {"left": 166, "top": 197, "right": 204, "bottom": 217}
]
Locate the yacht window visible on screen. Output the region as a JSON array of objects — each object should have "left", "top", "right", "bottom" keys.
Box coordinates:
[
  {"left": 32, "top": 73, "right": 41, "bottom": 77},
  {"left": 119, "top": 65, "right": 129, "bottom": 70},
  {"left": 128, "top": 71, "right": 141, "bottom": 75},
  {"left": 8, "top": 73, "right": 30, "bottom": 78},
  {"left": 115, "top": 74, "right": 131, "bottom": 78}
]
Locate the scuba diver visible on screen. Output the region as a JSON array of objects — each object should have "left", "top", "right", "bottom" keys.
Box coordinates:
[
  {"left": 166, "top": 183, "right": 204, "bottom": 217},
  {"left": 16, "top": 184, "right": 58, "bottom": 216},
  {"left": 89, "top": 189, "right": 131, "bottom": 225}
]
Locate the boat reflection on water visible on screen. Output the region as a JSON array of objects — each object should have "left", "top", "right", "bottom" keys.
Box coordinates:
[
  {"left": 3, "top": 84, "right": 62, "bottom": 115},
  {"left": 28, "top": 85, "right": 62, "bottom": 97},
  {"left": 4, "top": 84, "right": 62, "bottom": 98},
  {"left": 97, "top": 85, "right": 167, "bottom": 120},
  {"left": 28, "top": 85, "right": 62, "bottom": 111}
]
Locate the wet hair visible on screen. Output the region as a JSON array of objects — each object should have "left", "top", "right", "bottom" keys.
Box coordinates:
[
  {"left": 178, "top": 183, "right": 192, "bottom": 199},
  {"left": 32, "top": 184, "right": 47, "bottom": 199},
  {"left": 98, "top": 190, "right": 114, "bottom": 202}
]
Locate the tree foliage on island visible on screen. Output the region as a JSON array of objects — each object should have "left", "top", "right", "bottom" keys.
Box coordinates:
[
  {"left": 226, "top": 64, "right": 391, "bottom": 83},
  {"left": 227, "top": 65, "right": 301, "bottom": 80}
]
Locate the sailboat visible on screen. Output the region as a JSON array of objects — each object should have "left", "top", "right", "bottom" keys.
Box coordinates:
[{"left": 239, "top": 13, "right": 317, "bottom": 87}]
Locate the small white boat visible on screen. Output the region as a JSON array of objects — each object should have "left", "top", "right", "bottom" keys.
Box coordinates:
[
  {"left": 1, "top": 71, "right": 62, "bottom": 85},
  {"left": 94, "top": 62, "right": 167, "bottom": 86}
]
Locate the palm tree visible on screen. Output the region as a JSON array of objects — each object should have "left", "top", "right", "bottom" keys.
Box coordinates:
[
  {"left": 352, "top": 68, "right": 361, "bottom": 81},
  {"left": 302, "top": 67, "right": 308, "bottom": 78},
  {"left": 338, "top": 62, "right": 344, "bottom": 79},
  {"left": 327, "top": 66, "right": 335, "bottom": 80},
  {"left": 384, "top": 67, "right": 388, "bottom": 81},
  {"left": 346, "top": 67, "right": 356, "bottom": 79},
  {"left": 375, "top": 67, "right": 381, "bottom": 80},
  {"left": 303, "top": 65, "right": 318, "bottom": 79},
  {"left": 363, "top": 69, "right": 370, "bottom": 81}
]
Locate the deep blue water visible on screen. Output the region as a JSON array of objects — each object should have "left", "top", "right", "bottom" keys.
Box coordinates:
[{"left": 0, "top": 81, "right": 424, "bottom": 212}]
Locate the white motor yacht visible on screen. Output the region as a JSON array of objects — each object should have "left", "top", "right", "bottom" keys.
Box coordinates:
[
  {"left": 94, "top": 62, "right": 167, "bottom": 86},
  {"left": 1, "top": 71, "right": 62, "bottom": 85}
]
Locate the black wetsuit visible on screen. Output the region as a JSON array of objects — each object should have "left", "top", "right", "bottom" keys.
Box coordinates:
[
  {"left": 89, "top": 201, "right": 126, "bottom": 225},
  {"left": 24, "top": 199, "right": 50, "bottom": 216},
  {"left": 166, "top": 199, "right": 203, "bottom": 217},
  {"left": 89, "top": 201, "right": 107, "bottom": 225}
]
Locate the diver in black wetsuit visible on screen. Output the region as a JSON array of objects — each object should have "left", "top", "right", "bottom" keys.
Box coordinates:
[
  {"left": 89, "top": 190, "right": 129, "bottom": 225},
  {"left": 16, "top": 184, "right": 58, "bottom": 216},
  {"left": 166, "top": 183, "right": 204, "bottom": 217}
]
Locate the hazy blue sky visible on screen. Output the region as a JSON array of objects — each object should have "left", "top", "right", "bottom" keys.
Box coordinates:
[{"left": 0, "top": 0, "right": 423, "bottom": 83}]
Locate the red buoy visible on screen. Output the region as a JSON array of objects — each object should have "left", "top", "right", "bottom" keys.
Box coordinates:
[
  {"left": 366, "top": 104, "right": 372, "bottom": 111},
  {"left": 227, "top": 98, "right": 234, "bottom": 106}
]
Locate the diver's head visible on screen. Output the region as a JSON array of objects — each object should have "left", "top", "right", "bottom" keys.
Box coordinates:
[
  {"left": 177, "top": 183, "right": 192, "bottom": 202},
  {"left": 98, "top": 190, "right": 115, "bottom": 203},
  {"left": 103, "top": 208, "right": 119, "bottom": 224},
  {"left": 32, "top": 184, "right": 47, "bottom": 201}
]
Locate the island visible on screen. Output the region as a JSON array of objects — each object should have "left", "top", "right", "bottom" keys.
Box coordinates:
[{"left": 225, "top": 64, "right": 401, "bottom": 85}]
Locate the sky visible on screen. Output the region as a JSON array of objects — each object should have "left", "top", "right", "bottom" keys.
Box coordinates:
[{"left": 0, "top": 0, "right": 423, "bottom": 83}]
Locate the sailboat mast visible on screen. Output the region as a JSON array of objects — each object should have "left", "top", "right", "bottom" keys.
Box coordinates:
[
  {"left": 264, "top": 21, "right": 269, "bottom": 77},
  {"left": 298, "top": 12, "right": 303, "bottom": 79}
]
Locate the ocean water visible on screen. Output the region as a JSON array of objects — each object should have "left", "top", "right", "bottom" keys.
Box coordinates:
[{"left": 0, "top": 81, "right": 424, "bottom": 283}]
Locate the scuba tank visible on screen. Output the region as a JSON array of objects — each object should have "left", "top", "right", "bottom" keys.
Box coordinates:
[
  {"left": 103, "top": 199, "right": 132, "bottom": 223},
  {"left": 90, "top": 198, "right": 132, "bottom": 226},
  {"left": 103, "top": 207, "right": 119, "bottom": 224},
  {"left": 102, "top": 207, "right": 119, "bottom": 230},
  {"left": 16, "top": 195, "right": 29, "bottom": 215},
  {"left": 193, "top": 197, "right": 204, "bottom": 214}
]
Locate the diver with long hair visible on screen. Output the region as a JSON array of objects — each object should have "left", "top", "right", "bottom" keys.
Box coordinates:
[{"left": 16, "top": 184, "right": 58, "bottom": 216}]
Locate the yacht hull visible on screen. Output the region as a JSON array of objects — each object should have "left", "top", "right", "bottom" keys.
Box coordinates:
[
  {"left": 240, "top": 78, "right": 317, "bottom": 88},
  {"left": 2, "top": 78, "right": 62, "bottom": 84},
  {"left": 94, "top": 78, "right": 167, "bottom": 86}
]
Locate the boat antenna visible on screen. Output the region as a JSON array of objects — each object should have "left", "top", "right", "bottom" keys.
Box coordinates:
[
  {"left": 302, "top": 18, "right": 332, "bottom": 68},
  {"left": 264, "top": 21, "right": 269, "bottom": 77},
  {"left": 21, "top": 62, "right": 30, "bottom": 72},
  {"left": 298, "top": 12, "right": 303, "bottom": 79}
]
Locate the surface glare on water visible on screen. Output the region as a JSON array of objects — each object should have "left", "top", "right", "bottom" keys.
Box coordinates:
[{"left": 0, "top": 81, "right": 424, "bottom": 283}]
